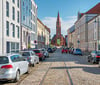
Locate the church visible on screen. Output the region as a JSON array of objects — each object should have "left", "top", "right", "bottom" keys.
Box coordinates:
[{"left": 51, "top": 12, "right": 65, "bottom": 46}]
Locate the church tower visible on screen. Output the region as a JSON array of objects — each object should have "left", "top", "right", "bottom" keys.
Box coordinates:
[
  {"left": 51, "top": 12, "right": 65, "bottom": 46},
  {"left": 56, "top": 12, "right": 61, "bottom": 38}
]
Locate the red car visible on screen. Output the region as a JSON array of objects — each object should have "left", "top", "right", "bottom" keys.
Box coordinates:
[
  {"left": 62, "top": 48, "right": 68, "bottom": 53},
  {"left": 33, "top": 49, "right": 45, "bottom": 60}
]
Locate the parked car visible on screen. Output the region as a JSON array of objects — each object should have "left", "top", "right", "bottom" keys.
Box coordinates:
[
  {"left": 88, "top": 50, "right": 100, "bottom": 63},
  {"left": 0, "top": 53, "right": 29, "bottom": 82},
  {"left": 73, "top": 48, "right": 82, "bottom": 55},
  {"left": 40, "top": 48, "right": 49, "bottom": 58},
  {"left": 33, "top": 49, "right": 45, "bottom": 61},
  {"left": 61, "top": 48, "right": 68, "bottom": 53},
  {"left": 70, "top": 48, "right": 74, "bottom": 54},
  {"left": 47, "top": 48, "right": 53, "bottom": 53},
  {"left": 20, "top": 51, "right": 39, "bottom": 66}
]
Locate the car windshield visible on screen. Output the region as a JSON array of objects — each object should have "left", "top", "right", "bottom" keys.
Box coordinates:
[
  {"left": 21, "top": 52, "right": 30, "bottom": 56},
  {"left": 76, "top": 49, "right": 81, "bottom": 51},
  {"left": 0, "top": 56, "right": 9, "bottom": 64},
  {"left": 34, "top": 50, "right": 40, "bottom": 53}
]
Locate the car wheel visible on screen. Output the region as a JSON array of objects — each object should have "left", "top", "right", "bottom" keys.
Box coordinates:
[
  {"left": 88, "top": 59, "right": 90, "bottom": 62},
  {"left": 99, "top": 61, "right": 100, "bottom": 68},
  {"left": 14, "top": 71, "right": 20, "bottom": 82},
  {"left": 37, "top": 60, "right": 39, "bottom": 64},
  {"left": 32, "top": 63, "right": 34, "bottom": 67},
  {"left": 91, "top": 59, "right": 95, "bottom": 64}
]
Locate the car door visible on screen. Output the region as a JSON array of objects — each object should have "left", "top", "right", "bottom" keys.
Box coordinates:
[
  {"left": 10, "top": 55, "right": 21, "bottom": 75},
  {"left": 30, "top": 52, "right": 35, "bottom": 64},
  {"left": 19, "top": 55, "right": 28, "bottom": 74}
]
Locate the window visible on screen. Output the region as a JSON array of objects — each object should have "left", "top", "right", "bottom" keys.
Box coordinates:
[
  {"left": 12, "top": 0, "right": 15, "bottom": 3},
  {"left": 23, "top": 31, "right": 25, "bottom": 42},
  {"left": 23, "top": 16, "right": 25, "bottom": 20},
  {"left": 12, "top": 24, "right": 15, "bottom": 37},
  {"left": 17, "top": 0, "right": 19, "bottom": 8},
  {"left": 10, "top": 55, "right": 20, "bottom": 62},
  {"left": 16, "top": 43, "right": 19, "bottom": 49},
  {"left": 17, "top": 26, "right": 19, "bottom": 38},
  {"left": 0, "top": 57, "right": 9, "bottom": 64},
  {"left": 6, "top": 42, "right": 10, "bottom": 53},
  {"left": 6, "top": 21, "right": 9, "bottom": 36},
  {"left": 12, "top": 7, "right": 15, "bottom": 20},
  {"left": 17, "top": 11, "right": 19, "bottom": 23},
  {"left": 6, "top": 1, "right": 9, "bottom": 17}
]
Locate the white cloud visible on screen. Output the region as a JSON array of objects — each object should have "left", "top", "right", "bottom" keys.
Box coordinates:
[{"left": 42, "top": 16, "right": 77, "bottom": 38}]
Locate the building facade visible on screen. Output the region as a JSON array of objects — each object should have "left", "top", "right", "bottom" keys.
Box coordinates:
[
  {"left": 67, "top": 3, "right": 100, "bottom": 52},
  {"left": 0, "top": 0, "right": 20, "bottom": 54},
  {"left": 21, "top": 0, "right": 37, "bottom": 49},
  {"left": 88, "top": 15, "right": 100, "bottom": 51},
  {"left": 37, "top": 18, "right": 50, "bottom": 49},
  {"left": 51, "top": 12, "right": 65, "bottom": 46},
  {"left": 67, "top": 25, "right": 75, "bottom": 48},
  {"left": 74, "top": 3, "right": 100, "bottom": 51}
]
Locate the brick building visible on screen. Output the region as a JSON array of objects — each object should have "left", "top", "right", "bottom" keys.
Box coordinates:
[{"left": 51, "top": 12, "right": 65, "bottom": 46}]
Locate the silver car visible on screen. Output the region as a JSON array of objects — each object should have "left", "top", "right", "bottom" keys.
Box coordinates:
[
  {"left": 41, "top": 48, "right": 49, "bottom": 58},
  {"left": 0, "top": 53, "right": 29, "bottom": 82},
  {"left": 20, "top": 51, "right": 39, "bottom": 66}
]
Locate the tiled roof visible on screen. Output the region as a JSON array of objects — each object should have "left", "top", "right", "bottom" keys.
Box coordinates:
[{"left": 86, "top": 3, "right": 100, "bottom": 14}]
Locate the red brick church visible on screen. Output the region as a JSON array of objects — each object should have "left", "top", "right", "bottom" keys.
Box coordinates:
[{"left": 51, "top": 12, "right": 65, "bottom": 46}]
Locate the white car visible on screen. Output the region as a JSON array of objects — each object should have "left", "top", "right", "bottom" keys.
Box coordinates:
[
  {"left": 20, "top": 51, "right": 39, "bottom": 66},
  {"left": 0, "top": 53, "right": 29, "bottom": 82}
]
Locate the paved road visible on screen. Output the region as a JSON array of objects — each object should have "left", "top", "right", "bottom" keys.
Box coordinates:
[{"left": 2, "top": 48, "right": 100, "bottom": 85}]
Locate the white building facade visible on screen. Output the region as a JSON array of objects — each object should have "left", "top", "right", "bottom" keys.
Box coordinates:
[
  {"left": 0, "top": 0, "right": 20, "bottom": 54},
  {"left": 21, "top": 0, "right": 37, "bottom": 49},
  {"left": 88, "top": 15, "right": 100, "bottom": 51}
]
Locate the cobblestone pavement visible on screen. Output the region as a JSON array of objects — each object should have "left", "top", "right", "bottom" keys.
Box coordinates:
[
  {"left": 64, "top": 53, "right": 100, "bottom": 85},
  {"left": 2, "top": 48, "right": 100, "bottom": 85}
]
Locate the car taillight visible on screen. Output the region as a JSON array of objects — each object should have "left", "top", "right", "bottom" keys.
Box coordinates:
[
  {"left": 27, "top": 57, "right": 31, "bottom": 60},
  {"left": 1, "top": 65, "right": 13, "bottom": 69},
  {"left": 96, "top": 56, "right": 100, "bottom": 58}
]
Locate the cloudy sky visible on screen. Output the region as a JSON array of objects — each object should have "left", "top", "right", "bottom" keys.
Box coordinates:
[{"left": 35, "top": 0, "right": 100, "bottom": 37}]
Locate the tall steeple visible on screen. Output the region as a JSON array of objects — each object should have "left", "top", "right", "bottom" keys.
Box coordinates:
[{"left": 56, "top": 11, "right": 61, "bottom": 38}]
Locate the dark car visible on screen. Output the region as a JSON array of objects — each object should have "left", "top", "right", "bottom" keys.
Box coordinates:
[
  {"left": 47, "top": 48, "right": 53, "bottom": 53},
  {"left": 73, "top": 48, "right": 82, "bottom": 55},
  {"left": 88, "top": 50, "right": 100, "bottom": 63}
]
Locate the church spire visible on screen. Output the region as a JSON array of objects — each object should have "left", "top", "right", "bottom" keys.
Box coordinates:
[{"left": 57, "top": 11, "right": 61, "bottom": 23}]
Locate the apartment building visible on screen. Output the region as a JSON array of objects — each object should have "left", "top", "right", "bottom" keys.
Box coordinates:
[
  {"left": 21, "top": 0, "right": 37, "bottom": 49},
  {"left": 88, "top": 15, "right": 100, "bottom": 51},
  {"left": 67, "top": 25, "right": 75, "bottom": 48},
  {"left": 44, "top": 26, "right": 50, "bottom": 48},
  {"left": 37, "top": 18, "right": 50, "bottom": 49},
  {"left": 75, "top": 3, "right": 100, "bottom": 51},
  {"left": 0, "top": 0, "right": 20, "bottom": 54}
]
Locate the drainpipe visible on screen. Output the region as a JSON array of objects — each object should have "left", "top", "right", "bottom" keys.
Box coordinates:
[{"left": 2, "top": 0, "right": 4, "bottom": 54}]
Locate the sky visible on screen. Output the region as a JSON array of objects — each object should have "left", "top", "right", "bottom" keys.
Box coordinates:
[{"left": 34, "top": 0, "right": 100, "bottom": 37}]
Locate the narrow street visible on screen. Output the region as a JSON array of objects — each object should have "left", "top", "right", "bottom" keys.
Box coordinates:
[{"left": 2, "top": 48, "right": 100, "bottom": 85}]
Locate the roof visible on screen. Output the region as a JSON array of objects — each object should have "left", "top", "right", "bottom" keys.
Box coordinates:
[
  {"left": 45, "top": 25, "right": 51, "bottom": 33},
  {"left": 37, "top": 18, "right": 45, "bottom": 27},
  {"left": 88, "top": 14, "right": 100, "bottom": 23},
  {"left": 75, "top": 3, "right": 100, "bottom": 24},
  {"left": 37, "top": 18, "right": 50, "bottom": 33},
  {"left": 86, "top": 3, "right": 100, "bottom": 14}
]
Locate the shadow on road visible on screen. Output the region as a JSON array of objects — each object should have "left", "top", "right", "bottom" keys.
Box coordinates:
[{"left": 50, "top": 66, "right": 100, "bottom": 74}]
